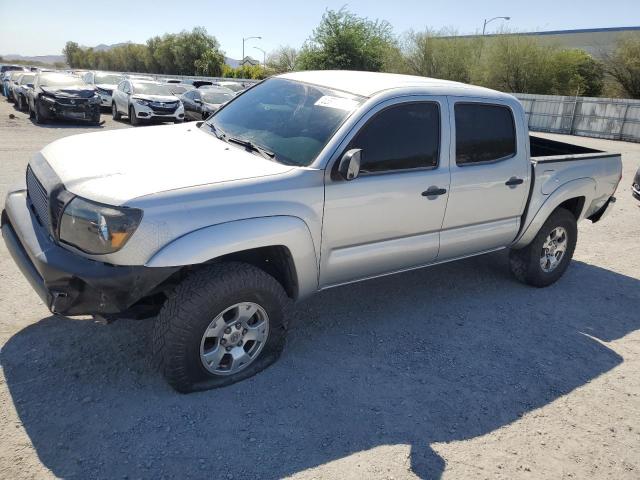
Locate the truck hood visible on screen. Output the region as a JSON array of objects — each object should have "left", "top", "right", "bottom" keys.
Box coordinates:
[{"left": 40, "top": 123, "right": 294, "bottom": 205}]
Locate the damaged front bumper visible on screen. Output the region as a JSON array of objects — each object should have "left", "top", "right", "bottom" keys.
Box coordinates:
[{"left": 1, "top": 190, "right": 178, "bottom": 316}]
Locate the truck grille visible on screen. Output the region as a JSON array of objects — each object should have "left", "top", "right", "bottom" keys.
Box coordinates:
[{"left": 26, "top": 166, "right": 50, "bottom": 228}]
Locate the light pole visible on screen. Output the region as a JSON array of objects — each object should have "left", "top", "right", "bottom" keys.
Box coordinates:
[
  {"left": 254, "top": 47, "right": 266, "bottom": 68},
  {"left": 242, "top": 36, "right": 262, "bottom": 65},
  {"left": 482, "top": 16, "right": 510, "bottom": 35}
]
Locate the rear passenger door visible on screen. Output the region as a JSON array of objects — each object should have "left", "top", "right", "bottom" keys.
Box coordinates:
[
  {"left": 439, "top": 99, "right": 529, "bottom": 260},
  {"left": 320, "top": 97, "right": 450, "bottom": 287}
]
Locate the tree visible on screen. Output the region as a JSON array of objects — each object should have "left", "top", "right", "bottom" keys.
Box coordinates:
[
  {"left": 62, "top": 41, "right": 82, "bottom": 68},
  {"left": 296, "top": 8, "right": 397, "bottom": 72},
  {"left": 266, "top": 46, "right": 298, "bottom": 73},
  {"left": 550, "top": 49, "right": 604, "bottom": 97},
  {"left": 195, "top": 49, "right": 225, "bottom": 76},
  {"left": 477, "top": 33, "right": 555, "bottom": 94},
  {"left": 403, "top": 29, "right": 483, "bottom": 82},
  {"left": 602, "top": 33, "right": 640, "bottom": 99}
]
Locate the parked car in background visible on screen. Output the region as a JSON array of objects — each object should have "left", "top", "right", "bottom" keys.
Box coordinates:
[
  {"left": 163, "top": 78, "right": 181, "bottom": 84},
  {"left": 112, "top": 79, "right": 184, "bottom": 126},
  {"left": 1, "top": 72, "right": 622, "bottom": 392},
  {"left": 181, "top": 86, "right": 235, "bottom": 121},
  {"left": 3, "top": 70, "right": 26, "bottom": 100},
  {"left": 82, "top": 71, "right": 124, "bottom": 108},
  {"left": 5, "top": 71, "right": 23, "bottom": 101},
  {"left": 27, "top": 72, "right": 101, "bottom": 125},
  {"left": 12, "top": 72, "right": 36, "bottom": 111},
  {"left": 1, "top": 65, "right": 27, "bottom": 96},
  {"left": 633, "top": 167, "right": 640, "bottom": 201}
]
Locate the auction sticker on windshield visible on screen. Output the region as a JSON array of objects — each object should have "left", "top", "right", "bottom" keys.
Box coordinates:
[{"left": 314, "top": 95, "right": 360, "bottom": 111}]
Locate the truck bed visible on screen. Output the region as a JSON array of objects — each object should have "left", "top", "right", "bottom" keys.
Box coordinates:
[{"left": 530, "top": 135, "right": 613, "bottom": 163}]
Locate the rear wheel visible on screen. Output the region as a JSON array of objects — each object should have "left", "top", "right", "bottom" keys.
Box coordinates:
[
  {"left": 153, "top": 262, "right": 289, "bottom": 393},
  {"left": 112, "top": 102, "right": 121, "bottom": 120},
  {"left": 509, "top": 208, "right": 577, "bottom": 287},
  {"left": 16, "top": 95, "right": 23, "bottom": 111}
]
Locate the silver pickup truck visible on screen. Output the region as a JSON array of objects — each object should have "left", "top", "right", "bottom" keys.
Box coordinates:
[{"left": 2, "top": 71, "right": 622, "bottom": 392}]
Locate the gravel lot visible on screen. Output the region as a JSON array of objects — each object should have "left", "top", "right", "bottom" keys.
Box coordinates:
[{"left": 0, "top": 97, "right": 639, "bottom": 480}]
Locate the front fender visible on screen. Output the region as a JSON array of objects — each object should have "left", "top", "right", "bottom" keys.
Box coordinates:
[
  {"left": 512, "top": 177, "right": 596, "bottom": 249},
  {"left": 146, "top": 216, "right": 319, "bottom": 299}
]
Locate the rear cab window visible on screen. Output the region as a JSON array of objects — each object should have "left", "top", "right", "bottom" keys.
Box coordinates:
[{"left": 455, "top": 103, "right": 516, "bottom": 165}]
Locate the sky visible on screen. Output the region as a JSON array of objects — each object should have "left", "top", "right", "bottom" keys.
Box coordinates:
[{"left": 1, "top": 0, "right": 639, "bottom": 59}]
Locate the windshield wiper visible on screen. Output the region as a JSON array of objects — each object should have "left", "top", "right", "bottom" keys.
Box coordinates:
[
  {"left": 207, "top": 122, "right": 228, "bottom": 143},
  {"left": 227, "top": 136, "right": 277, "bottom": 161}
]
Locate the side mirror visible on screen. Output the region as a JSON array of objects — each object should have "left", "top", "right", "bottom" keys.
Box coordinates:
[
  {"left": 26, "top": 83, "right": 34, "bottom": 88},
  {"left": 194, "top": 99, "right": 202, "bottom": 104},
  {"left": 338, "top": 149, "right": 361, "bottom": 181}
]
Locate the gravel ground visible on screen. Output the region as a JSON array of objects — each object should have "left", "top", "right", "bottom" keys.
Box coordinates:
[{"left": 0, "top": 97, "right": 639, "bottom": 480}]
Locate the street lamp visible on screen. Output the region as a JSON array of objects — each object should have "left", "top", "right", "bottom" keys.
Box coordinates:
[
  {"left": 482, "top": 16, "right": 511, "bottom": 35},
  {"left": 242, "top": 36, "right": 262, "bottom": 65},
  {"left": 254, "top": 47, "right": 266, "bottom": 68}
]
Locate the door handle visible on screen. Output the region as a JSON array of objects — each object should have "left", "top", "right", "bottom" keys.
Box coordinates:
[
  {"left": 505, "top": 177, "right": 524, "bottom": 186},
  {"left": 422, "top": 187, "right": 447, "bottom": 197}
]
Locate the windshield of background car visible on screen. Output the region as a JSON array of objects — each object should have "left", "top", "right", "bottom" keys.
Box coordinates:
[
  {"left": 169, "top": 84, "right": 193, "bottom": 95},
  {"left": 39, "top": 73, "right": 86, "bottom": 87},
  {"left": 20, "top": 74, "right": 35, "bottom": 84},
  {"left": 95, "top": 73, "right": 122, "bottom": 84},
  {"left": 202, "top": 90, "right": 234, "bottom": 104},
  {"left": 133, "top": 82, "right": 176, "bottom": 96},
  {"left": 206, "top": 78, "right": 364, "bottom": 167}
]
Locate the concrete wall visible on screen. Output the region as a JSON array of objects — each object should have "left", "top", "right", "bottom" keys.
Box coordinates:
[{"left": 516, "top": 93, "right": 640, "bottom": 143}]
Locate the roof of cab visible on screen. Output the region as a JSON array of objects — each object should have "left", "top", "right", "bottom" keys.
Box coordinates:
[{"left": 277, "top": 70, "right": 512, "bottom": 100}]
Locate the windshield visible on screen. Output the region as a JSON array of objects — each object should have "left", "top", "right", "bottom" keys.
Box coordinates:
[
  {"left": 133, "top": 82, "right": 176, "bottom": 96},
  {"left": 40, "top": 73, "right": 86, "bottom": 87},
  {"left": 20, "top": 74, "right": 35, "bottom": 84},
  {"left": 202, "top": 90, "right": 234, "bottom": 104},
  {"left": 95, "top": 73, "right": 122, "bottom": 85},
  {"left": 206, "top": 78, "right": 364, "bottom": 166},
  {"left": 219, "top": 82, "right": 244, "bottom": 92},
  {"left": 169, "top": 84, "right": 192, "bottom": 95}
]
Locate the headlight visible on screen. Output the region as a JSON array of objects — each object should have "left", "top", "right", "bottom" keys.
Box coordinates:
[
  {"left": 41, "top": 94, "right": 56, "bottom": 103},
  {"left": 59, "top": 197, "right": 143, "bottom": 254},
  {"left": 135, "top": 99, "right": 149, "bottom": 106},
  {"left": 89, "top": 94, "right": 101, "bottom": 104}
]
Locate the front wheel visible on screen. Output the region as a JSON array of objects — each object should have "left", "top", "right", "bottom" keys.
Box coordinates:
[
  {"left": 16, "top": 95, "right": 23, "bottom": 111},
  {"left": 153, "top": 262, "right": 290, "bottom": 393},
  {"left": 34, "top": 101, "right": 46, "bottom": 124},
  {"left": 129, "top": 105, "right": 140, "bottom": 126},
  {"left": 509, "top": 208, "right": 577, "bottom": 287},
  {"left": 112, "top": 102, "right": 121, "bottom": 120}
]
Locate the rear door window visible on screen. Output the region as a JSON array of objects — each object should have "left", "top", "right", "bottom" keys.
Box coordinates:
[{"left": 455, "top": 103, "right": 516, "bottom": 165}]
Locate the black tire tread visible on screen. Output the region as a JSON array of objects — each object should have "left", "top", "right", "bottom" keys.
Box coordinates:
[
  {"left": 509, "top": 208, "right": 577, "bottom": 287},
  {"left": 152, "top": 262, "right": 289, "bottom": 393}
]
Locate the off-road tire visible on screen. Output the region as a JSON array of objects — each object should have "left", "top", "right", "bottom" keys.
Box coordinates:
[
  {"left": 152, "top": 262, "right": 290, "bottom": 393},
  {"left": 509, "top": 208, "right": 577, "bottom": 287},
  {"left": 112, "top": 102, "right": 121, "bottom": 120}
]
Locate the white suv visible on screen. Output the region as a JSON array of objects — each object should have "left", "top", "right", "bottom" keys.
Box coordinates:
[{"left": 112, "top": 79, "right": 184, "bottom": 126}]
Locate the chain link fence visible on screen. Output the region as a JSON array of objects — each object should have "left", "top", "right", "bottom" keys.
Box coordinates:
[{"left": 515, "top": 93, "right": 640, "bottom": 143}]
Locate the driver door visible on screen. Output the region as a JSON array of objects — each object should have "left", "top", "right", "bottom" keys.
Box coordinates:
[{"left": 320, "top": 96, "right": 451, "bottom": 288}]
